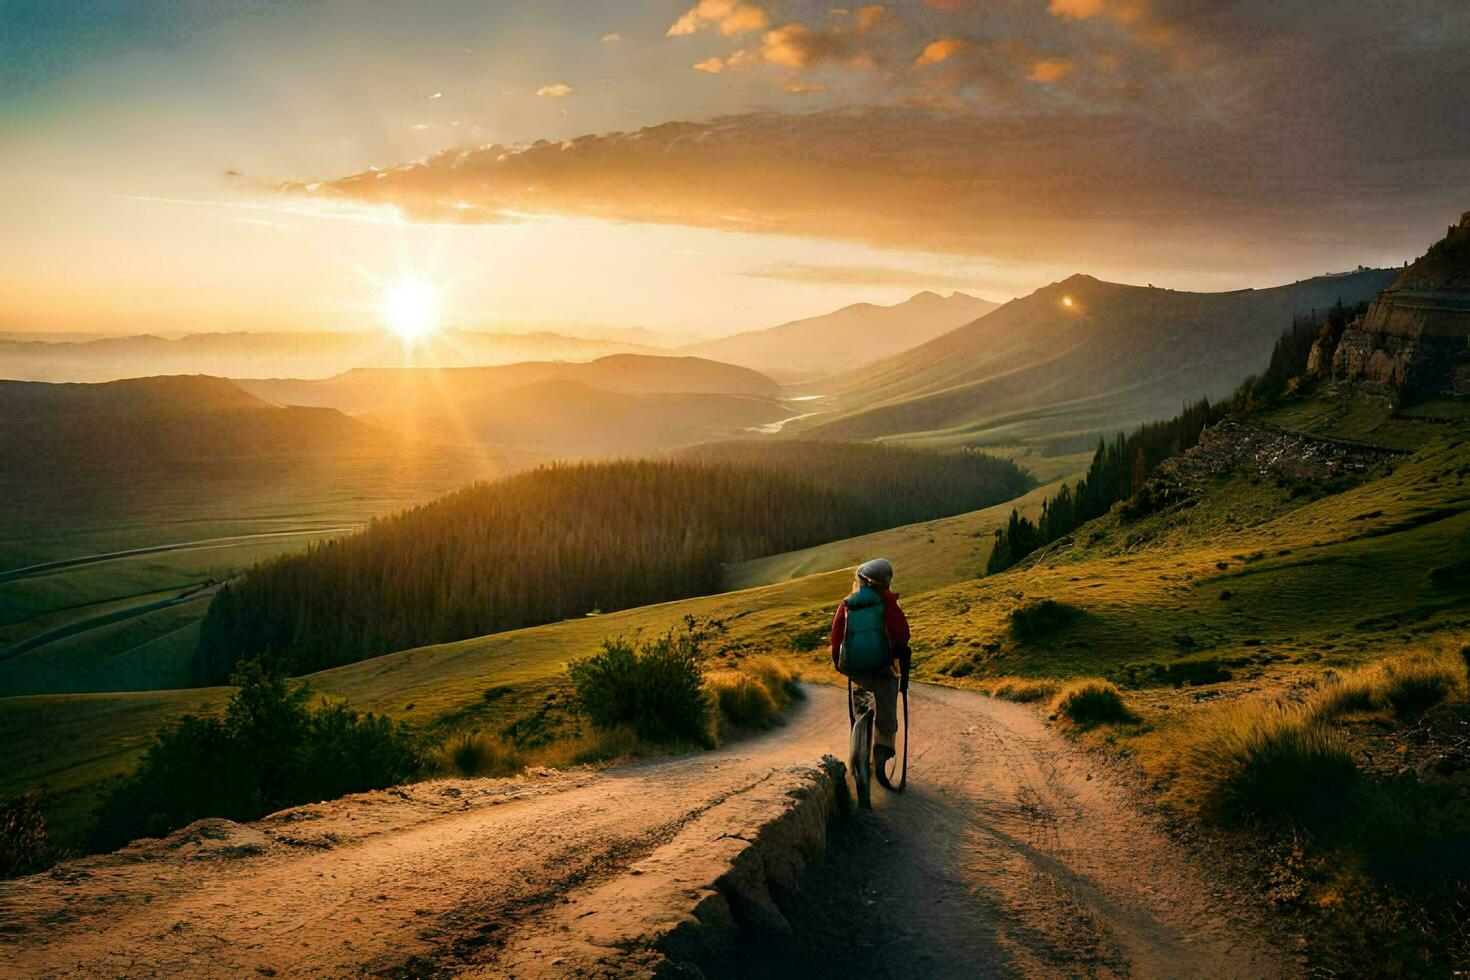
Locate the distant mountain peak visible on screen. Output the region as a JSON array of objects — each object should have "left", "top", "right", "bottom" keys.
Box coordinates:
[{"left": 684, "top": 290, "right": 1000, "bottom": 378}]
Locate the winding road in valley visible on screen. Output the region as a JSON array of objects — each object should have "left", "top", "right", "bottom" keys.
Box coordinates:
[{"left": 0, "top": 684, "right": 1291, "bottom": 978}]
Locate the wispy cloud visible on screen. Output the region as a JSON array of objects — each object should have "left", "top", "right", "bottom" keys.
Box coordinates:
[{"left": 535, "top": 82, "right": 573, "bottom": 97}]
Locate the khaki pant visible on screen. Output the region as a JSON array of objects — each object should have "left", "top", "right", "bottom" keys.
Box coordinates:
[{"left": 851, "top": 667, "right": 899, "bottom": 752}]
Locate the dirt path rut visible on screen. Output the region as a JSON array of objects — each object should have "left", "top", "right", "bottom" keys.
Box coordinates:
[{"left": 0, "top": 684, "right": 1291, "bottom": 978}]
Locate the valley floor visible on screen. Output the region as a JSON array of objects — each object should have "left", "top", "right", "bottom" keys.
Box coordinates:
[{"left": 0, "top": 684, "right": 1289, "bottom": 978}]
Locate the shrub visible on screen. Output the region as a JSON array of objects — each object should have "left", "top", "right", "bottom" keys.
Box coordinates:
[
  {"left": 1177, "top": 700, "right": 1358, "bottom": 827},
  {"left": 1009, "top": 599, "right": 1079, "bottom": 639},
  {"left": 569, "top": 627, "right": 711, "bottom": 746},
  {"left": 1052, "top": 680, "right": 1135, "bottom": 726},
  {"left": 1381, "top": 655, "right": 1459, "bottom": 720},
  {"left": 91, "top": 658, "right": 421, "bottom": 852},
  {"left": 1, "top": 791, "right": 52, "bottom": 879},
  {"left": 1147, "top": 659, "right": 1233, "bottom": 688},
  {"left": 431, "top": 733, "right": 525, "bottom": 778}
]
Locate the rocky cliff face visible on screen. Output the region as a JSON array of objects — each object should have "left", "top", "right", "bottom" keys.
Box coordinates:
[{"left": 1309, "top": 212, "right": 1470, "bottom": 400}]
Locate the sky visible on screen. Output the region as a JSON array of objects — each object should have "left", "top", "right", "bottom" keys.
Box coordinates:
[{"left": 2, "top": 0, "right": 1468, "bottom": 339}]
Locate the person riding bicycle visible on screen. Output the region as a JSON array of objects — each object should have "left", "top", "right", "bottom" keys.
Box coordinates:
[{"left": 831, "top": 558, "right": 911, "bottom": 777}]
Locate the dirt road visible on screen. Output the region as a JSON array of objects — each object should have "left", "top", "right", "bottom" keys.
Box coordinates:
[{"left": 0, "top": 684, "right": 1290, "bottom": 978}]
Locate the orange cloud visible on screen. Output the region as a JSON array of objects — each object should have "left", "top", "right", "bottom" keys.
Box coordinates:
[
  {"left": 1030, "top": 58, "right": 1077, "bottom": 83},
  {"left": 915, "top": 37, "right": 970, "bottom": 67},
  {"left": 855, "top": 5, "right": 886, "bottom": 32},
  {"left": 667, "top": 1, "right": 770, "bottom": 39},
  {"left": 535, "top": 83, "right": 573, "bottom": 97},
  {"left": 783, "top": 78, "right": 827, "bottom": 93},
  {"left": 1048, "top": 0, "right": 1108, "bottom": 19},
  {"left": 761, "top": 23, "right": 849, "bottom": 67},
  {"left": 693, "top": 56, "right": 726, "bottom": 73},
  {"left": 289, "top": 109, "right": 1378, "bottom": 279}
]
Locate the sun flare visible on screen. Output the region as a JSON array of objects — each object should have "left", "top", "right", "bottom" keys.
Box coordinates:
[{"left": 381, "top": 278, "right": 442, "bottom": 341}]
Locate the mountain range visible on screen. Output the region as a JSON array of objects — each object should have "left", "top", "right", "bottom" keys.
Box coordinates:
[
  {"left": 794, "top": 269, "right": 1398, "bottom": 450},
  {"left": 683, "top": 291, "right": 998, "bottom": 379},
  {"left": 235, "top": 354, "right": 789, "bottom": 456},
  {"left": 0, "top": 330, "right": 662, "bottom": 383}
]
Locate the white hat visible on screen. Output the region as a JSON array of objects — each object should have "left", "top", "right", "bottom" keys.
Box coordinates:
[{"left": 857, "top": 558, "right": 893, "bottom": 588}]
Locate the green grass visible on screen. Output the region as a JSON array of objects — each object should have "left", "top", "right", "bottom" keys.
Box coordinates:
[
  {"left": 910, "top": 433, "right": 1470, "bottom": 683},
  {"left": 6, "top": 409, "right": 1464, "bottom": 862},
  {"left": 0, "top": 443, "right": 523, "bottom": 696},
  {"left": 722, "top": 468, "right": 1081, "bottom": 592},
  {"left": 0, "top": 468, "right": 1070, "bottom": 847}
]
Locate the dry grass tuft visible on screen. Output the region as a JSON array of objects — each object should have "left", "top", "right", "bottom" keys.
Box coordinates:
[
  {"left": 430, "top": 732, "right": 525, "bottom": 778},
  {"left": 1308, "top": 646, "right": 1465, "bottom": 722},
  {"left": 1310, "top": 667, "right": 1383, "bottom": 720},
  {"left": 533, "top": 725, "right": 638, "bottom": 769},
  {"left": 985, "top": 677, "right": 1060, "bottom": 704},
  {"left": 1051, "top": 679, "right": 1135, "bottom": 727},
  {"left": 707, "top": 656, "right": 803, "bottom": 731},
  {"left": 1173, "top": 699, "right": 1357, "bottom": 827},
  {"left": 1380, "top": 654, "right": 1461, "bottom": 720}
]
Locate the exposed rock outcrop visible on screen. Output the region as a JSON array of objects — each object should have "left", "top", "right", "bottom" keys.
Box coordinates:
[
  {"left": 1149, "top": 419, "right": 1398, "bottom": 489},
  {"left": 1310, "top": 212, "right": 1470, "bottom": 400}
]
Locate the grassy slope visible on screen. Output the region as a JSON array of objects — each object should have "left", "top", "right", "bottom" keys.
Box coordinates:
[
  {"left": 13, "top": 410, "right": 1462, "bottom": 850},
  {"left": 901, "top": 432, "right": 1467, "bottom": 684},
  {"left": 793, "top": 269, "right": 1396, "bottom": 451},
  {"left": 0, "top": 444, "right": 525, "bottom": 695},
  {"left": 0, "top": 463, "right": 1079, "bottom": 847}
]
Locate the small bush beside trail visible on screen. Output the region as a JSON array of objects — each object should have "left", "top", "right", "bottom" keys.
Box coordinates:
[
  {"left": 1052, "top": 680, "right": 1135, "bottom": 727},
  {"left": 91, "top": 658, "right": 421, "bottom": 852},
  {"left": 568, "top": 625, "right": 711, "bottom": 746},
  {"left": 1176, "top": 700, "right": 1357, "bottom": 827}
]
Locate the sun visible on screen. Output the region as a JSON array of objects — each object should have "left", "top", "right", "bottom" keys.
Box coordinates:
[{"left": 381, "top": 278, "right": 442, "bottom": 341}]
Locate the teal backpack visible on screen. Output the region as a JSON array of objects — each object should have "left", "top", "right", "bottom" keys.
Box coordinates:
[{"left": 839, "top": 585, "right": 891, "bottom": 675}]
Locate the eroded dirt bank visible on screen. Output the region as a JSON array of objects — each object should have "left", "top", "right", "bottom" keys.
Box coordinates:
[{"left": 0, "top": 684, "right": 1291, "bottom": 978}]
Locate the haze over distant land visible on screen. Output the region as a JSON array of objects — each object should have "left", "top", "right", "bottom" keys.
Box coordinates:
[{"left": 0, "top": 330, "right": 660, "bottom": 383}]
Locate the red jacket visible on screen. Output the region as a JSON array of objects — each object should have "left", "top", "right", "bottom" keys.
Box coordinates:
[{"left": 831, "top": 589, "right": 911, "bottom": 677}]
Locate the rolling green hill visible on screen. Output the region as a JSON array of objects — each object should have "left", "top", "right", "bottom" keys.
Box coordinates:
[
  {"left": 0, "top": 464, "right": 1073, "bottom": 849},
  {"left": 796, "top": 268, "right": 1397, "bottom": 449},
  {"left": 0, "top": 376, "right": 523, "bottom": 695}
]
